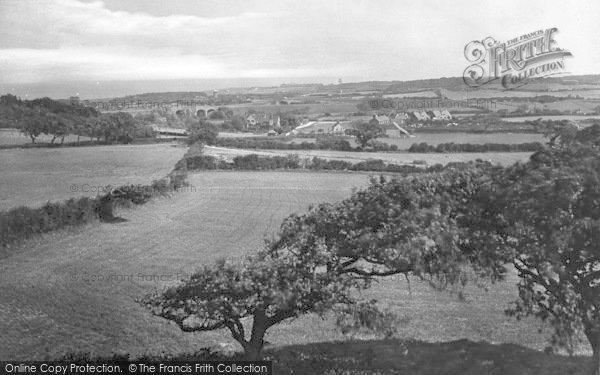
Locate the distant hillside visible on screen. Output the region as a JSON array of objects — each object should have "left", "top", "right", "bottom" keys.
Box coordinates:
[{"left": 102, "top": 74, "right": 600, "bottom": 103}]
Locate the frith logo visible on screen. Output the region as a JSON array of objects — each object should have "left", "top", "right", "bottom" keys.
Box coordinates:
[{"left": 463, "top": 28, "right": 572, "bottom": 89}]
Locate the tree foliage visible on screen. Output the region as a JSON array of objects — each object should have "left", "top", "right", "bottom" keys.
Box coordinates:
[
  {"left": 141, "top": 161, "right": 503, "bottom": 359},
  {"left": 462, "top": 125, "right": 600, "bottom": 374},
  {"left": 187, "top": 120, "right": 219, "bottom": 145},
  {"left": 0, "top": 95, "right": 139, "bottom": 144},
  {"left": 349, "top": 121, "right": 384, "bottom": 148},
  {"left": 142, "top": 248, "right": 357, "bottom": 359}
]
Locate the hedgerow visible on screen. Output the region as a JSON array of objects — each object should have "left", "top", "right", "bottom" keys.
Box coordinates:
[
  {"left": 408, "top": 142, "right": 544, "bottom": 153},
  {"left": 181, "top": 153, "right": 465, "bottom": 175},
  {"left": 0, "top": 153, "right": 190, "bottom": 249}
]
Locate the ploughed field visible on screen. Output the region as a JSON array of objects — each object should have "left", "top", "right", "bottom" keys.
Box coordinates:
[
  {"left": 0, "top": 143, "right": 187, "bottom": 210},
  {"left": 1, "top": 171, "right": 587, "bottom": 361}
]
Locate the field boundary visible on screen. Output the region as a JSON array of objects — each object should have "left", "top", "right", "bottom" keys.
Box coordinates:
[{"left": 0, "top": 150, "right": 190, "bottom": 250}]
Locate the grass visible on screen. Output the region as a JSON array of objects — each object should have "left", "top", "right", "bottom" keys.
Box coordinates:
[
  {"left": 0, "top": 172, "right": 371, "bottom": 360},
  {"left": 501, "top": 115, "right": 600, "bottom": 122},
  {"left": 268, "top": 339, "right": 592, "bottom": 374},
  {"left": 281, "top": 133, "right": 546, "bottom": 150},
  {"left": 0, "top": 143, "right": 187, "bottom": 210},
  {"left": 0, "top": 171, "right": 593, "bottom": 367},
  {"left": 373, "top": 133, "right": 546, "bottom": 149},
  {"left": 204, "top": 145, "right": 532, "bottom": 166}
]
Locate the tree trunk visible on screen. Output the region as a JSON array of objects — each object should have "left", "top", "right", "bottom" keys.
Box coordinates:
[
  {"left": 50, "top": 136, "right": 56, "bottom": 144},
  {"left": 60, "top": 135, "right": 65, "bottom": 145},
  {"left": 243, "top": 308, "right": 268, "bottom": 360},
  {"left": 585, "top": 328, "right": 600, "bottom": 375},
  {"left": 30, "top": 135, "right": 35, "bottom": 144},
  {"left": 592, "top": 340, "right": 599, "bottom": 375}
]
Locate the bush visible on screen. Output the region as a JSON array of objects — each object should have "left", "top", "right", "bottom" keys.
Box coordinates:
[
  {"left": 0, "top": 196, "right": 98, "bottom": 247},
  {"left": 185, "top": 155, "right": 219, "bottom": 170},
  {"left": 308, "top": 157, "right": 353, "bottom": 170},
  {"left": 232, "top": 154, "right": 301, "bottom": 170},
  {"left": 351, "top": 159, "right": 387, "bottom": 172}
]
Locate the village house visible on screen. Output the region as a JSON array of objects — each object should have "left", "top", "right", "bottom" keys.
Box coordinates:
[
  {"left": 246, "top": 114, "right": 257, "bottom": 128},
  {"left": 431, "top": 110, "right": 453, "bottom": 121},
  {"left": 332, "top": 121, "right": 346, "bottom": 135},
  {"left": 245, "top": 112, "right": 281, "bottom": 129},
  {"left": 393, "top": 112, "right": 410, "bottom": 122},
  {"left": 292, "top": 120, "right": 351, "bottom": 135},
  {"left": 368, "top": 114, "right": 391, "bottom": 126},
  {"left": 413, "top": 111, "right": 430, "bottom": 121},
  {"left": 383, "top": 121, "right": 414, "bottom": 138}
]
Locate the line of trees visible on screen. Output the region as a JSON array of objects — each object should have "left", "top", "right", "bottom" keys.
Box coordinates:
[
  {"left": 215, "top": 136, "right": 355, "bottom": 151},
  {"left": 179, "top": 152, "right": 460, "bottom": 173},
  {"left": 0, "top": 94, "right": 139, "bottom": 144}
]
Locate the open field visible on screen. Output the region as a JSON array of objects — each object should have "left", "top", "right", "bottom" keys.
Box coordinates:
[
  {"left": 0, "top": 143, "right": 186, "bottom": 210},
  {"left": 382, "top": 91, "right": 439, "bottom": 98},
  {"left": 442, "top": 88, "right": 600, "bottom": 100},
  {"left": 375, "top": 132, "right": 546, "bottom": 149},
  {"left": 204, "top": 146, "right": 532, "bottom": 166},
  {"left": 501, "top": 115, "right": 600, "bottom": 122},
  {"left": 0, "top": 171, "right": 591, "bottom": 362},
  {"left": 227, "top": 100, "right": 360, "bottom": 116},
  {"left": 283, "top": 133, "right": 546, "bottom": 150},
  {"left": 218, "top": 132, "right": 266, "bottom": 138},
  {"left": 0, "top": 172, "right": 371, "bottom": 359}
]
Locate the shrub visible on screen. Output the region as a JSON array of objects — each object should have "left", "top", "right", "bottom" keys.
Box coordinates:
[
  {"left": 0, "top": 196, "right": 99, "bottom": 248},
  {"left": 185, "top": 155, "right": 219, "bottom": 170},
  {"left": 351, "top": 159, "right": 387, "bottom": 172}
]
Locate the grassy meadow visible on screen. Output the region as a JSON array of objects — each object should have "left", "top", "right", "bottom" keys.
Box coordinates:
[
  {"left": 204, "top": 145, "right": 532, "bottom": 166},
  {"left": 0, "top": 171, "right": 592, "bottom": 366},
  {"left": 0, "top": 143, "right": 187, "bottom": 210},
  {"left": 373, "top": 132, "right": 546, "bottom": 149},
  {"left": 283, "top": 133, "right": 546, "bottom": 150}
]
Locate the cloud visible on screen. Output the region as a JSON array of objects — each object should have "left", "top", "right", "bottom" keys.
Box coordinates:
[
  {"left": 0, "top": 0, "right": 598, "bottom": 89},
  {"left": 0, "top": 0, "right": 315, "bottom": 83}
]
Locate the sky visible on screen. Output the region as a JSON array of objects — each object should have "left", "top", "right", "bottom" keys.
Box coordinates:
[{"left": 0, "top": 0, "right": 599, "bottom": 99}]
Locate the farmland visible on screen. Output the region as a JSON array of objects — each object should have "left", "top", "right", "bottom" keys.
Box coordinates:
[
  {"left": 501, "top": 115, "right": 600, "bottom": 122},
  {"left": 372, "top": 132, "right": 546, "bottom": 149},
  {"left": 0, "top": 172, "right": 370, "bottom": 359},
  {"left": 204, "top": 145, "right": 533, "bottom": 166},
  {"left": 2, "top": 171, "right": 587, "bottom": 362},
  {"left": 282, "top": 132, "right": 547, "bottom": 150},
  {"left": 0, "top": 143, "right": 186, "bottom": 210}
]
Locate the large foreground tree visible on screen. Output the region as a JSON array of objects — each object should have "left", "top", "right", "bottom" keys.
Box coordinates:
[
  {"left": 463, "top": 126, "right": 600, "bottom": 374},
  {"left": 142, "top": 161, "right": 504, "bottom": 359},
  {"left": 142, "top": 249, "right": 357, "bottom": 360}
]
